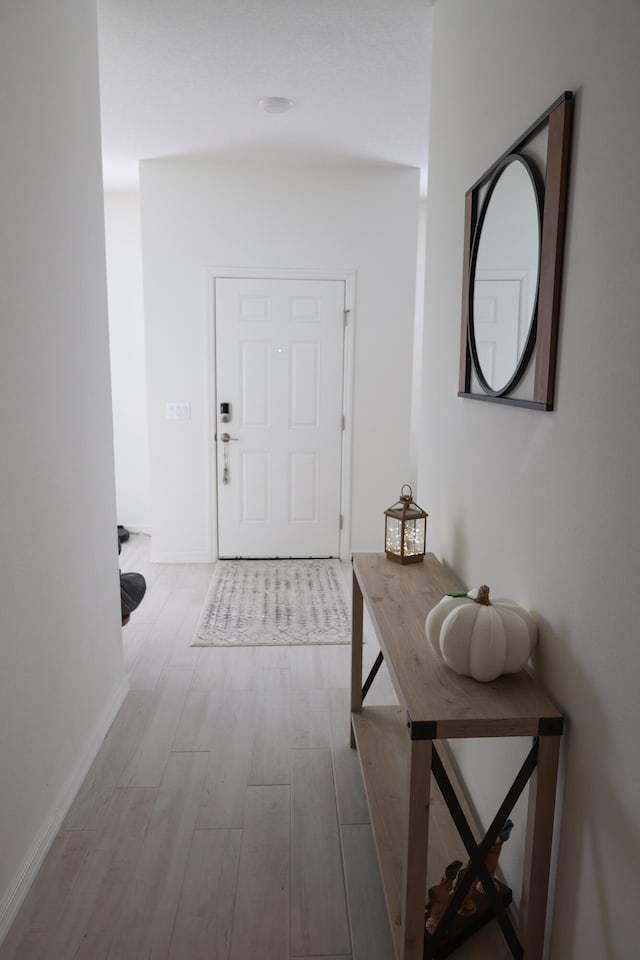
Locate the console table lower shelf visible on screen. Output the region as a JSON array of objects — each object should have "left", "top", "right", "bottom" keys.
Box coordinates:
[{"left": 351, "top": 706, "right": 514, "bottom": 960}]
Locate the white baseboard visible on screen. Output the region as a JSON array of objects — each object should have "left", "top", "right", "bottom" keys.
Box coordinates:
[
  {"left": 0, "top": 674, "right": 129, "bottom": 945},
  {"left": 149, "top": 550, "right": 213, "bottom": 564}
]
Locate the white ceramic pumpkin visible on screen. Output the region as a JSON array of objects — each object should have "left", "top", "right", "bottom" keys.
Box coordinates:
[{"left": 426, "top": 585, "right": 537, "bottom": 682}]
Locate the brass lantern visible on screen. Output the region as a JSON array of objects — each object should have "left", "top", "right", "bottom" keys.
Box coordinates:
[{"left": 384, "top": 485, "right": 428, "bottom": 564}]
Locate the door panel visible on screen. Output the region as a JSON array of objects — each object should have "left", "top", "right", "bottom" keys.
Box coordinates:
[
  {"left": 241, "top": 452, "right": 270, "bottom": 522},
  {"left": 474, "top": 276, "right": 522, "bottom": 390},
  {"left": 290, "top": 452, "right": 318, "bottom": 521},
  {"left": 241, "top": 341, "right": 270, "bottom": 425},
  {"left": 215, "top": 277, "right": 345, "bottom": 558}
]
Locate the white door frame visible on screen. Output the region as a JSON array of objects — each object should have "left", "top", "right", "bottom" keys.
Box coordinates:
[{"left": 204, "top": 266, "right": 356, "bottom": 562}]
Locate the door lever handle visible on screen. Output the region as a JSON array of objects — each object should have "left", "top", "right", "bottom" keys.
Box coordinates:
[{"left": 219, "top": 432, "right": 238, "bottom": 486}]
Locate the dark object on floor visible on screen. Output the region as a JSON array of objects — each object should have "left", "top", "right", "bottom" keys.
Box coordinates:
[
  {"left": 424, "top": 878, "right": 513, "bottom": 958},
  {"left": 118, "top": 524, "right": 130, "bottom": 544},
  {"left": 121, "top": 571, "right": 146, "bottom": 626}
]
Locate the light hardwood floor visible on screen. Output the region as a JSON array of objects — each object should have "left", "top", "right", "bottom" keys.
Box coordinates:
[
  {"left": 0, "top": 536, "right": 397, "bottom": 960},
  {"left": 0, "top": 536, "right": 512, "bottom": 960}
]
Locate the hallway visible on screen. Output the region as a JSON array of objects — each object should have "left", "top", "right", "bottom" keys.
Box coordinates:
[{"left": 0, "top": 536, "right": 514, "bottom": 959}]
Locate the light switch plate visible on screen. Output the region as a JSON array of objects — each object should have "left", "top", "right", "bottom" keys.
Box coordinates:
[{"left": 165, "top": 402, "right": 191, "bottom": 420}]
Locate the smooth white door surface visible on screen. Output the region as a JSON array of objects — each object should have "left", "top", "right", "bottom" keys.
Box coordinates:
[
  {"left": 215, "top": 277, "right": 346, "bottom": 558},
  {"left": 473, "top": 277, "right": 522, "bottom": 390}
]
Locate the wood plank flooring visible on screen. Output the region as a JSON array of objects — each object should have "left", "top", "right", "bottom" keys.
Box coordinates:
[
  {"left": 0, "top": 536, "right": 512, "bottom": 960},
  {"left": 0, "top": 535, "right": 396, "bottom": 960}
]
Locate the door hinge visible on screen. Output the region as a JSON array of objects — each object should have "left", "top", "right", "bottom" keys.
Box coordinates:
[
  {"left": 341, "top": 415, "right": 346, "bottom": 431},
  {"left": 339, "top": 514, "right": 344, "bottom": 530},
  {"left": 343, "top": 309, "right": 350, "bottom": 328}
]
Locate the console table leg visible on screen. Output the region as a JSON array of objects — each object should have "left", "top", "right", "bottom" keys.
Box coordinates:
[
  {"left": 350, "top": 570, "right": 364, "bottom": 748},
  {"left": 402, "top": 737, "right": 432, "bottom": 960},
  {"left": 521, "top": 735, "right": 561, "bottom": 958}
]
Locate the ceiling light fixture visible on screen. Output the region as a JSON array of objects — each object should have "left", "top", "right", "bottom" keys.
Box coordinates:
[{"left": 258, "top": 96, "right": 295, "bottom": 114}]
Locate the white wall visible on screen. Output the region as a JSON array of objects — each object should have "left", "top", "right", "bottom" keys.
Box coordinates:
[
  {"left": 420, "top": 1, "right": 640, "bottom": 957},
  {"left": 104, "top": 191, "right": 150, "bottom": 531},
  {"left": 0, "top": 0, "right": 127, "bottom": 937},
  {"left": 140, "top": 161, "right": 420, "bottom": 561}
]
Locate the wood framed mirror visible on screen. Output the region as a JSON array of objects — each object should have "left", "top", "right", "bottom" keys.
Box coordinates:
[{"left": 459, "top": 92, "right": 574, "bottom": 410}]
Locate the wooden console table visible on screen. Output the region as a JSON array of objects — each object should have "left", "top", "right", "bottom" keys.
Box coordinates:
[{"left": 350, "top": 553, "right": 563, "bottom": 960}]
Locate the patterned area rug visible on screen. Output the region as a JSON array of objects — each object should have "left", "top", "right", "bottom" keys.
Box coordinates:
[{"left": 192, "top": 559, "right": 351, "bottom": 646}]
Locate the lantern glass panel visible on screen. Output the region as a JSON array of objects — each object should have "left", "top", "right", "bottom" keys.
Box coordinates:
[
  {"left": 386, "top": 516, "right": 402, "bottom": 555},
  {"left": 403, "top": 518, "right": 425, "bottom": 556}
]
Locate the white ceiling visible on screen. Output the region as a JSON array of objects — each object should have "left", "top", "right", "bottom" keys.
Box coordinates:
[{"left": 97, "top": 0, "right": 433, "bottom": 190}]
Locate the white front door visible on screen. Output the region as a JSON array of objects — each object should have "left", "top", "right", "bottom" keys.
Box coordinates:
[
  {"left": 215, "top": 277, "right": 346, "bottom": 558},
  {"left": 473, "top": 277, "right": 522, "bottom": 390}
]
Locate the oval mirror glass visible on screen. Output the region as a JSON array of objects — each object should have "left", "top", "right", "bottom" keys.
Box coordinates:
[{"left": 470, "top": 155, "right": 541, "bottom": 394}]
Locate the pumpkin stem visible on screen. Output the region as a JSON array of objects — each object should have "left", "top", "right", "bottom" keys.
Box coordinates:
[{"left": 474, "top": 585, "right": 491, "bottom": 606}]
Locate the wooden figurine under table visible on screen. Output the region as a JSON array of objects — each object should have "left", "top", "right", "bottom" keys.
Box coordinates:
[
  {"left": 425, "top": 861, "right": 463, "bottom": 934},
  {"left": 452, "top": 864, "right": 477, "bottom": 918},
  {"left": 424, "top": 823, "right": 515, "bottom": 957},
  {"left": 476, "top": 819, "right": 514, "bottom": 895}
]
